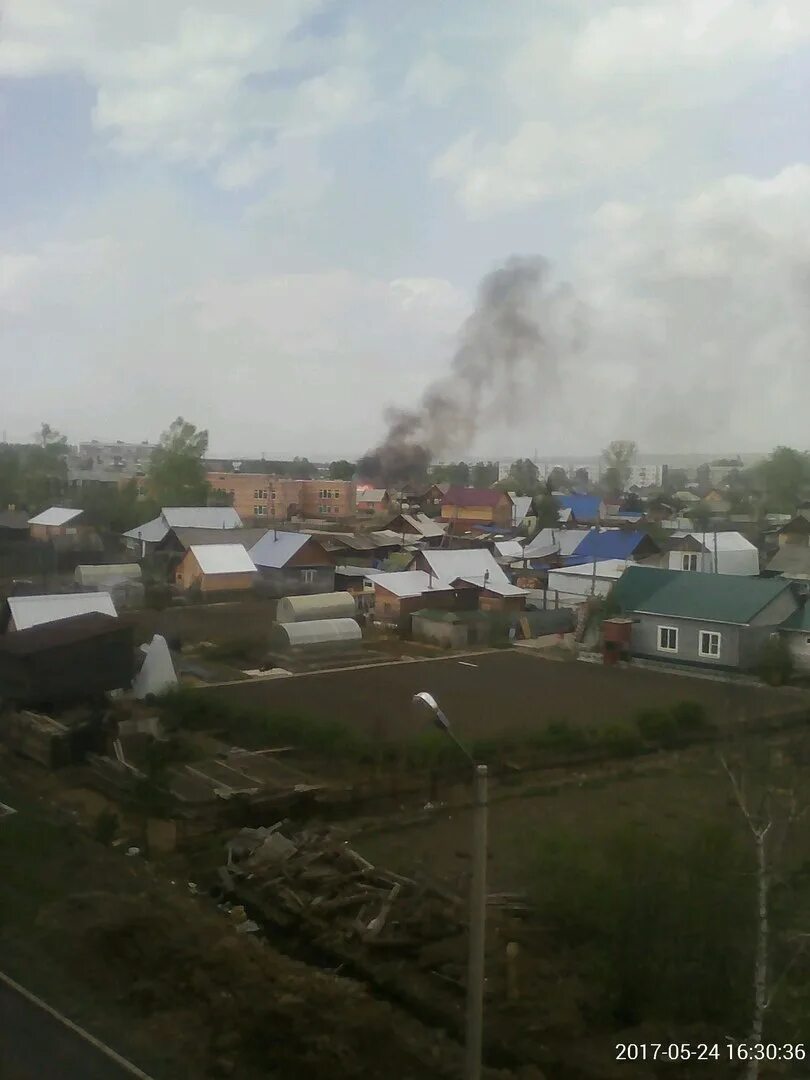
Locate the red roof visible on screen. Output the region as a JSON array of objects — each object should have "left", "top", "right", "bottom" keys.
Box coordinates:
[{"left": 442, "top": 486, "right": 510, "bottom": 508}]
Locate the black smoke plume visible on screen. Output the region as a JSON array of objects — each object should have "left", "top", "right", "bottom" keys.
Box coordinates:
[{"left": 358, "top": 255, "right": 585, "bottom": 487}]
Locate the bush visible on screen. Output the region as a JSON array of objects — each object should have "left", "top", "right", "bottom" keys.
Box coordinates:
[
  {"left": 595, "top": 721, "right": 644, "bottom": 757},
  {"left": 758, "top": 635, "right": 794, "bottom": 687},
  {"left": 635, "top": 708, "right": 682, "bottom": 748},
  {"left": 670, "top": 700, "right": 711, "bottom": 733},
  {"left": 533, "top": 719, "right": 592, "bottom": 755}
]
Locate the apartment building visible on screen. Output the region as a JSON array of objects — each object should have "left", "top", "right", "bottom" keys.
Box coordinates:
[{"left": 206, "top": 472, "right": 356, "bottom": 522}]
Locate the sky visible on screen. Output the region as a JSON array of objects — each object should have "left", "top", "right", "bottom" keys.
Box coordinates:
[{"left": 1, "top": 0, "right": 809, "bottom": 460}]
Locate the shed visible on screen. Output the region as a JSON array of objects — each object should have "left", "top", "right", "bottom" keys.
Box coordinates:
[
  {"left": 0, "top": 613, "right": 133, "bottom": 705},
  {"left": 4, "top": 592, "right": 117, "bottom": 633},
  {"left": 270, "top": 618, "right": 362, "bottom": 651},
  {"left": 28, "top": 506, "right": 84, "bottom": 541},
  {"left": 276, "top": 592, "right": 357, "bottom": 623},
  {"left": 666, "top": 531, "right": 759, "bottom": 576}
]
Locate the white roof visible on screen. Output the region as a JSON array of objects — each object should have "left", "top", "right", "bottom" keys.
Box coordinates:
[
  {"left": 549, "top": 559, "right": 630, "bottom": 581},
  {"left": 249, "top": 531, "right": 310, "bottom": 568},
  {"left": 162, "top": 506, "right": 242, "bottom": 530},
  {"left": 27, "top": 506, "right": 82, "bottom": 527},
  {"left": 190, "top": 544, "right": 257, "bottom": 575},
  {"left": 373, "top": 570, "right": 452, "bottom": 598},
  {"left": 357, "top": 488, "right": 388, "bottom": 502},
  {"left": 684, "top": 531, "right": 757, "bottom": 552},
  {"left": 419, "top": 548, "right": 509, "bottom": 587},
  {"left": 523, "top": 528, "right": 590, "bottom": 559},
  {"left": 8, "top": 592, "right": 117, "bottom": 631},
  {"left": 398, "top": 513, "right": 446, "bottom": 538},
  {"left": 123, "top": 515, "right": 169, "bottom": 543},
  {"left": 510, "top": 496, "right": 533, "bottom": 525},
  {"left": 494, "top": 539, "right": 524, "bottom": 559}
]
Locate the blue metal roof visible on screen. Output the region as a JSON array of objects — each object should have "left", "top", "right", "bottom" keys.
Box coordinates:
[
  {"left": 572, "top": 529, "right": 649, "bottom": 561},
  {"left": 555, "top": 494, "right": 601, "bottom": 520}
]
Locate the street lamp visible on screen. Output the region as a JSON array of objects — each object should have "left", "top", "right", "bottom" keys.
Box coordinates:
[{"left": 412, "top": 691, "right": 488, "bottom": 1080}]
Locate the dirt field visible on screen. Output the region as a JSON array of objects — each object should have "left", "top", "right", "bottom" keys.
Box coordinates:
[
  {"left": 199, "top": 651, "right": 805, "bottom": 743},
  {"left": 121, "top": 597, "right": 277, "bottom": 646}
]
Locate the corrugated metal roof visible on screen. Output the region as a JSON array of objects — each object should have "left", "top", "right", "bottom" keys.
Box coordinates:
[
  {"left": 334, "top": 565, "right": 383, "bottom": 578},
  {"left": 610, "top": 566, "right": 681, "bottom": 613},
  {"left": 373, "top": 570, "right": 452, "bottom": 598},
  {"left": 510, "top": 496, "right": 533, "bottom": 525},
  {"left": 494, "top": 540, "right": 524, "bottom": 559},
  {"left": 554, "top": 495, "right": 602, "bottom": 520},
  {"left": 395, "top": 513, "right": 446, "bottom": 538},
  {"left": 8, "top": 592, "right": 117, "bottom": 631},
  {"left": 443, "top": 486, "right": 509, "bottom": 508},
  {"left": 456, "top": 577, "right": 527, "bottom": 597},
  {"left": 573, "top": 529, "right": 654, "bottom": 561},
  {"left": 782, "top": 606, "right": 810, "bottom": 631},
  {"left": 634, "top": 572, "right": 792, "bottom": 624},
  {"left": 123, "top": 516, "right": 169, "bottom": 543},
  {"left": 357, "top": 488, "right": 388, "bottom": 503},
  {"left": 190, "top": 544, "right": 258, "bottom": 575},
  {"left": 523, "top": 528, "right": 590, "bottom": 559},
  {"left": 27, "top": 506, "right": 83, "bottom": 527},
  {"left": 549, "top": 559, "right": 630, "bottom": 581},
  {"left": 419, "top": 548, "right": 509, "bottom": 586},
  {"left": 0, "top": 612, "right": 120, "bottom": 655},
  {"left": 766, "top": 546, "right": 810, "bottom": 580},
  {"left": 170, "top": 527, "right": 269, "bottom": 551},
  {"left": 680, "top": 531, "right": 757, "bottom": 553},
  {"left": 162, "top": 506, "right": 243, "bottom": 530},
  {"left": 249, "top": 531, "right": 312, "bottom": 568},
  {"left": 274, "top": 618, "right": 362, "bottom": 647}
]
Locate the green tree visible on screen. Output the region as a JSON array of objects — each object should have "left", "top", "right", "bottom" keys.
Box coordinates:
[
  {"left": 433, "top": 461, "right": 470, "bottom": 486},
  {"left": 532, "top": 493, "right": 560, "bottom": 527},
  {"left": 506, "top": 458, "right": 540, "bottom": 496},
  {"left": 290, "top": 456, "right": 316, "bottom": 479},
  {"left": 76, "top": 480, "right": 156, "bottom": 534},
  {"left": 573, "top": 467, "right": 590, "bottom": 489},
  {"left": 547, "top": 466, "right": 569, "bottom": 492},
  {"left": 470, "top": 461, "right": 498, "bottom": 487},
  {"left": 328, "top": 459, "right": 356, "bottom": 481},
  {"left": 148, "top": 418, "right": 209, "bottom": 507},
  {"left": 601, "top": 440, "right": 637, "bottom": 495},
  {"left": 751, "top": 447, "right": 810, "bottom": 513}
]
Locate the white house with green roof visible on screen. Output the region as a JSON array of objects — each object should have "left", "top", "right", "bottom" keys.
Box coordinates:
[{"left": 614, "top": 566, "right": 799, "bottom": 671}]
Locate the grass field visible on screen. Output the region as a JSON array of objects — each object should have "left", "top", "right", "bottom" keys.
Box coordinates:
[{"left": 199, "top": 650, "right": 805, "bottom": 743}]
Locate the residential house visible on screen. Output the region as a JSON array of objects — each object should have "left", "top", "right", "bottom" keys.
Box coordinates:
[
  {"left": 440, "top": 487, "right": 513, "bottom": 529},
  {"left": 157, "top": 526, "right": 269, "bottom": 559},
  {"left": 552, "top": 494, "right": 605, "bottom": 525},
  {"left": 2, "top": 592, "right": 118, "bottom": 633},
  {"left": 409, "top": 547, "right": 511, "bottom": 590},
  {"left": 571, "top": 529, "right": 661, "bottom": 564},
  {"left": 673, "top": 490, "right": 700, "bottom": 505},
  {"left": 175, "top": 544, "right": 258, "bottom": 594},
  {"left": 28, "top": 507, "right": 85, "bottom": 541},
  {"left": 450, "top": 577, "right": 527, "bottom": 614},
  {"left": 764, "top": 546, "right": 810, "bottom": 583},
  {"left": 509, "top": 495, "right": 534, "bottom": 529},
  {"left": 371, "top": 571, "right": 456, "bottom": 624},
  {"left": 776, "top": 516, "right": 810, "bottom": 547},
  {"left": 401, "top": 483, "right": 445, "bottom": 512},
  {"left": 383, "top": 512, "right": 446, "bottom": 546},
  {"left": 699, "top": 489, "right": 732, "bottom": 516},
  {"left": 666, "top": 532, "right": 759, "bottom": 575},
  {"left": 614, "top": 566, "right": 798, "bottom": 671},
  {"left": 123, "top": 506, "right": 243, "bottom": 556},
  {"left": 356, "top": 488, "right": 392, "bottom": 515},
  {"left": 248, "top": 531, "right": 335, "bottom": 597},
  {"left": 521, "top": 528, "right": 592, "bottom": 562}
]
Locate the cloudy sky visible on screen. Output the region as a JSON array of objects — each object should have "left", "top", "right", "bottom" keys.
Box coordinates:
[{"left": 1, "top": 1, "right": 809, "bottom": 459}]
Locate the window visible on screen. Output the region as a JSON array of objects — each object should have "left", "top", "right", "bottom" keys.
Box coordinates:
[
  {"left": 254, "top": 489, "right": 267, "bottom": 500},
  {"left": 681, "top": 553, "right": 698, "bottom": 571},
  {"left": 658, "top": 626, "right": 678, "bottom": 652},
  {"left": 254, "top": 505, "right": 268, "bottom": 516},
  {"left": 699, "top": 630, "right": 721, "bottom": 658},
  {"left": 301, "top": 569, "right": 316, "bottom": 584}
]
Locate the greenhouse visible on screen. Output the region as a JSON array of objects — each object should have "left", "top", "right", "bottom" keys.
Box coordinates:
[{"left": 275, "top": 592, "right": 356, "bottom": 624}]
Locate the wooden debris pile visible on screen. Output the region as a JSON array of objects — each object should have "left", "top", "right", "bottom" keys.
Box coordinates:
[{"left": 220, "top": 823, "right": 466, "bottom": 951}]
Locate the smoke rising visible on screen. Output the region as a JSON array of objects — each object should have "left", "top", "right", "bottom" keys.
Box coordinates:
[{"left": 358, "top": 255, "right": 586, "bottom": 485}]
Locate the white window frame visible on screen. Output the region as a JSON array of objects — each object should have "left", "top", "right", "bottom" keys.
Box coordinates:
[
  {"left": 698, "top": 630, "right": 721, "bottom": 658},
  {"left": 681, "top": 552, "right": 698, "bottom": 571},
  {"left": 657, "top": 625, "right": 679, "bottom": 653},
  {"left": 254, "top": 505, "right": 267, "bottom": 517},
  {"left": 301, "top": 569, "right": 316, "bottom": 584}
]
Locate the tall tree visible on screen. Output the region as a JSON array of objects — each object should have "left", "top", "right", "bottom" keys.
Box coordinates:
[
  {"left": 532, "top": 493, "right": 560, "bottom": 528},
  {"left": 470, "top": 461, "right": 498, "bottom": 488},
  {"left": 752, "top": 447, "right": 810, "bottom": 512},
  {"left": 290, "top": 456, "right": 316, "bottom": 479},
  {"left": 148, "top": 417, "right": 209, "bottom": 507},
  {"left": 507, "top": 458, "right": 541, "bottom": 496},
  {"left": 547, "top": 466, "right": 569, "bottom": 493},
  {"left": 573, "top": 467, "right": 590, "bottom": 489},
  {"left": 433, "top": 461, "right": 470, "bottom": 486},
  {"left": 601, "top": 440, "right": 637, "bottom": 494},
  {"left": 328, "top": 459, "right": 356, "bottom": 481}
]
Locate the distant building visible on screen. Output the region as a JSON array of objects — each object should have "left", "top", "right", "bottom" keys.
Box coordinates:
[
  {"left": 175, "top": 544, "right": 258, "bottom": 594},
  {"left": 78, "top": 440, "right": 156, "bottom": 471},
  {"left": 440, "top": 487, "right": 513, "bottom": 529},
  {"left": 356, "top": 488, "right": 392, "bottom": 515},
  {"left": 666, "top": 532, "right": 759, "bottom": 576},
  {"left": 205, "top": 472, "right": 356, "bottom": 523},
  {"left": 28, "top": 507, "right": 85, "bottom": 542}
]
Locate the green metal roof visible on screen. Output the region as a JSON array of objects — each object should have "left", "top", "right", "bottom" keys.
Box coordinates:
[
  {"left": 633, "top": 572, "right": 792, "bottom": 625},
  {"left": 610, "top": 566, "right": 681, "bottom": 613}
]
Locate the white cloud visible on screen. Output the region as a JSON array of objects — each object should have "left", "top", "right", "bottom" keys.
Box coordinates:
[
  {"left": 0, "top": 1, "right": 374, "bottom": 191},
  {"left": 432, "top": 121, "right": 659, "bottom": 216},
  {"left": 402, "top": 51, "right": 465, "bottom": 106}
]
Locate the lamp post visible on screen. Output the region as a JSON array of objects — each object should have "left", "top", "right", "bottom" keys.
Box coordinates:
[{"left": 412, "top": 691, "right": 488, "bottom": 1080}]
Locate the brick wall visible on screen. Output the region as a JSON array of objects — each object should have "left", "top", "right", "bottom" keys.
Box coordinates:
[{"left": 206, "top": 473, "right": 356, "bottom": 523}]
